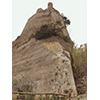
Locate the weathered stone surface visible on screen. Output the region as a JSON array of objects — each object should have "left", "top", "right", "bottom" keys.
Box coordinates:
[
  {"left": 12, "top": 2, "right": 77, "bottom": 97},
  {"left": 12, "top": 38, "right": 77, "bottom": 96},
  {"left": 12, "top": 2, "right": 69, "bottom": 49}
]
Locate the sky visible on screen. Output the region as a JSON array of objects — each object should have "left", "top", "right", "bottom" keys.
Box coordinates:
[{"left": 12, "top": 0, "right": 87, "bottom": 47}]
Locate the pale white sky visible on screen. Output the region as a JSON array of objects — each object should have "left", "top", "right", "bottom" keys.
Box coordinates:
[{"left": 12, "top": 0, "right": 87, "bottom": 46}]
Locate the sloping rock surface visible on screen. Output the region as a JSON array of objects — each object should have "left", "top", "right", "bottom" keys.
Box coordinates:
[
  {"left": 12, "top": 2, "right": 69, "bottom": 49},
  {"left": 12, "top": 37, "right": 77, "bottom": 96},
  {"left": 12, "top": 2, "right": 77, "bottom": 97}
]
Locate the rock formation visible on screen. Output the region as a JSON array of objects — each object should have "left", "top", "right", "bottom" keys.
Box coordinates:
[
  {"left": 12, "top": 2, "right": 70, "bottom": 49},
  {"left": 12, "top": 2, "right": 77, "bottom": 97}
]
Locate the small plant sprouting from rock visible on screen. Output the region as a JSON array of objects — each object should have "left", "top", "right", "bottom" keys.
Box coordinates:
[
  {"left": 64, "top": 19, "right": 71, "bottom": 26},
  {"left": 61, "top": 13, "right": 71, "bottom": 26},
  {"left": 77, "top": 97, "right": 80, "bottom": 100},
  {"left": 80, "top": 95, "right": 83, "bottom": 98}
]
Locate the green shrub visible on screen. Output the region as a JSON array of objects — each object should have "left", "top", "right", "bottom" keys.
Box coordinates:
[
  {"left": 35, "top": 30, "right": 51, "bottom": 39},
  {"left": 77, "top": 97, "right": 80, "bottom": 100},
  {"left": 35, "top": 24, "right": 59, "bottom": 40}
]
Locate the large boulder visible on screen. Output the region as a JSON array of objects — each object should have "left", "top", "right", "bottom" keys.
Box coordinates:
[
  {"left": 12, "top": 2, "right": 77, "bottom": 97},
  {"left": 12, "top": 37, "right": 77, "bottom": 97}
]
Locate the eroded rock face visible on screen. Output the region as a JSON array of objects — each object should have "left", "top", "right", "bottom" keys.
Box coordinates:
[
  {"left": 12, "top": 2, "right": 77, "bottom": 97},
  {"left": 12, "top": 2, "right": 69, "bottom": 49},
  {"left": 12, "top": 38, "right": 77, "bottom": 96}
]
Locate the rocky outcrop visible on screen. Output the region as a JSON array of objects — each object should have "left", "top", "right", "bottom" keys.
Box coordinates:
[
  {"left": 12, "top": 2, "right": 69, "bottom": 50},
  {"left": 12, "top": 2, "right": 77, "bottom": 97}
]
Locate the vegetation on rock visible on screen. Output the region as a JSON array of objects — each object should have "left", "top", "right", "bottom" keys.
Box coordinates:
[
  {"left": 61, "top": 13, "right": 71, "bottom": 26},
  {"left": 12, "top": 2, "right": 87, "bottom": 98},
  {"left": 35, "top": 30, "right": 52, "bottom": 39},
  {"left": 35, "top": 24, "right": 59, "bottom": 40},
  {"left": 65, "top": 43, "right": 87, "bottom": 94}
]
